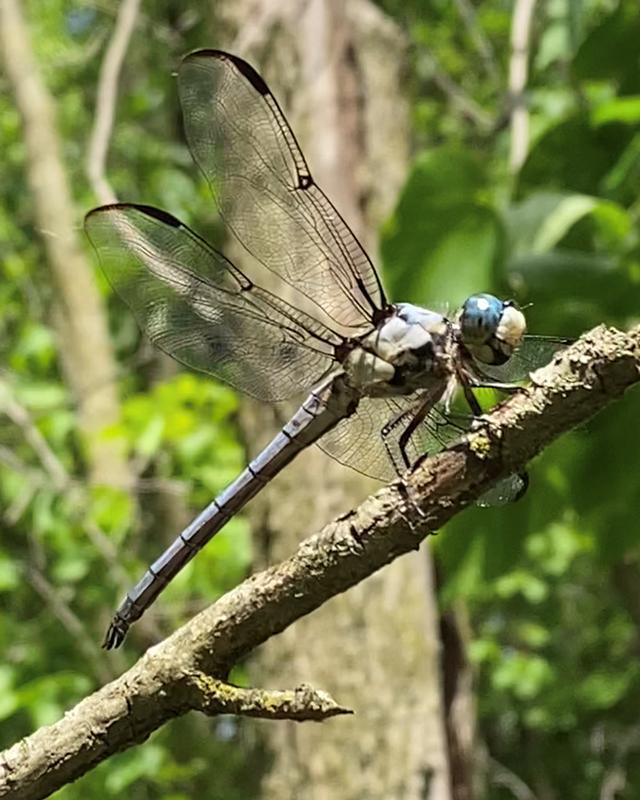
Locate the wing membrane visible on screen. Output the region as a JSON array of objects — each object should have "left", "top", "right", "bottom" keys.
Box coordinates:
[
  {"left": 320, "top": 395, "right": 528, "bottom": 506},
  {"left": 319, "top": 394, "right": 462, "bottom": 482},
  {"left": 85, "top": 204, "right": 338, "bottom": 401},
  {"left": 476, "top": 335, "right": 571, "bottom": 383},
  {"left": 177, "top": 49, "right": 386, "bottom": 331}
]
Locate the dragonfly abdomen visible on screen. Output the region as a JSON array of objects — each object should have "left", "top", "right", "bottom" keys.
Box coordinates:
[{"left": 103, "top": 373, "right": 356, "bottom": 649}]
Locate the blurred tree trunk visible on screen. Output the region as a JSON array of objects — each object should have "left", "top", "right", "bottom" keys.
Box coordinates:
[
  {"left": 0, "top": 0, "right": 131, "bottom": 488},
  {"left": 218, "top": 1, "right": 454, "bottom": 797},
  {"left": 440, "top": 596, "right": 478, "bottom": 800}
]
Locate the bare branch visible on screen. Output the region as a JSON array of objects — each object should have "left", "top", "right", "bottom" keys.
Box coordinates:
[
  {"left": 86, "top": 0, "right": 142, "bottom": 204},
  {"left": 599, "top": 767, "right": 626, "bottom": 800},
  {"left": 26, "top": 566, "right": 113, "bottom": 685},
  {"left": 0, "top": 324, "right": 639, "bottom": 798},
  {"left": 0, "top": 382, "right": 68, "bottom": 490},
  {"left": 184, "top": 674, "right": 352, "bottom": 720},
  {"left": 453, "top": 0, "right": 499, "bottom": 82},
  {"left": 508, "top": 0, "right": 537, "bottom": 172},
  {"left": 489, "top": 756, "right": 539, "bottom": 800},
  {"left": 0, "top": 0, "right": 131, "bottom": 488},
  {"left": 422, "top": 50, "right": 493, "bottom": 131}
]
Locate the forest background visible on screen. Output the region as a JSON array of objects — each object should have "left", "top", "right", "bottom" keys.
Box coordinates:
[{"left": 1, "top": 0, "right": 640, "bottom": 798}]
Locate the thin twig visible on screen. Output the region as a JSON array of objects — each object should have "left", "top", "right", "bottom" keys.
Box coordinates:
[
  {"left": 26, "top": 565, "right": 113, "bottom": 684},
  {"left": 0, "top": 383, "right": 68, "bottom": 490},
  {"left": 86, "top": 0, "right": 141, "bottom": 204},
  {"left": 508, "top": 0, "right": 537, "bottom": 172},
  {"left": 453, "top": 0, "right": 499, "bottom": 81},
  {"left": 185, "top": 674, "right": 352, "bottom": 720},
  {"left": 489, "top": 757, "right": 539, "bottom": 800},
  {"left": 422, "top": 50, "right": 493, "bottom": 131}
]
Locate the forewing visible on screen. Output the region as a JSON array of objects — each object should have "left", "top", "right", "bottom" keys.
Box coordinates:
[
  {"left": 177, "top": 49, "right": 385, "bottom": 331},
  {"left": 85, "top": 204, "right": 338, "bottom": 401},
  {"left": 475, "top": 335, "right": 571, "bottom": 383}
]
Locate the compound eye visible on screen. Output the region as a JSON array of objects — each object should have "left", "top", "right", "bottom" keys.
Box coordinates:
[
  {"left": 459, "top": 293, "right": 527, "bottom": 365},
  {"left": 460, "top": 293, "right": 502, "bottom": 344}
]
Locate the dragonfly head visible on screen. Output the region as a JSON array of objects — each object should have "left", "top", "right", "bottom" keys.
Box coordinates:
[{"left": 458, "top": 293, "right": 526, "bottom": 365}]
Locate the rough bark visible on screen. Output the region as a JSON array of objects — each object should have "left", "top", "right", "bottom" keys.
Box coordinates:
[
  {"left": 0, "top": 0, "right": 130, "bottom": 487},
  {"left": 1, "top": 323, "right": 639, "bottom": 799}
]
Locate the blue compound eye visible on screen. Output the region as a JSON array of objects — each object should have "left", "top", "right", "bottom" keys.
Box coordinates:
[
  {"left": 459, "top": 293, "right": 527, "bottom": 365},
  {"left": 460, "top": 293, "right": 503, "bottom": 344}
]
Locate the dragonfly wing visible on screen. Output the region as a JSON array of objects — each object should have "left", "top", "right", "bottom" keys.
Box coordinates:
[
  {"left": 321, "top": 394, "right": 529, "bottom": 507},
  {"left": 318, "top": 394, "right": 462, "bottom": 482},
  {"left": 85, "top": 204, "right": 338, "bottom": 402},
  {"left": 475, "top": 335, "right": 571, "bottom": 383},
  {"left": 477, "top": 472, "right": 529, "bottom": 506},
  {"left": 178, "top": 49, "right": 386, "bottom": 332}
]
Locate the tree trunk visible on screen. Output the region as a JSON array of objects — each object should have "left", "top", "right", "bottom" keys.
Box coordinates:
[
  {"left": 218, "top": 1, "right": 453, "bottom": 797},
  {"left": 0, "top": 0, "right": 131, "bottom": 488}
]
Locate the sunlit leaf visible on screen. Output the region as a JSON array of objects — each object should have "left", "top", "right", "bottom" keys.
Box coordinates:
[{"left": 381, "top": 146, "right": 503, "bottom": 307}]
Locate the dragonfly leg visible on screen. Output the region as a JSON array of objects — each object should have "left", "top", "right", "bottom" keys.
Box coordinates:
[
  {"left": 381, "top": 394, "right": 436, "bottom": 476},
  {"left": 433, "top": 409, "right": 472, "bottom": 433},
  {"left": 462, "top": 378, "right": 528, "bottom": 420},
  {"left": 461, "top": 383, "right": 483, "bottom": 416},
  {"left": 381, "top": 409, "right": 414, "bottom": 476},
  {"left": 398, "top": 399, "right": 434, "bottom": 470},
  {"left": 471, "top": 379, "right": 527, "bottom": 393}
]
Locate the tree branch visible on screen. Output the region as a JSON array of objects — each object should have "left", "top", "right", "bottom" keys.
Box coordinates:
[
  {"left": 26, "top": 566, "right": 113, "bottom": 685},
  {"left": 0, "top": 0, "right": 131, "bottom": 488},
  {"left": 508, "top": 0, "right": 537, "bottom": 172},
  {"left": 0, "top": 381, "right": 69, "bottom": 491},
  {"left": 183, "top": 674, "right": 352, "bottom": 720},
  {"left": 422, "top": 49, "right": 494, "bottom": 131},
  {"left": 86, "top": 0, "right": 141, "bottom": 204},
  {"left": 453, "top": 0, "right": 499, "bottom": 82},
  {"left": 1, "top": 324, "right": 639, "bottom": 799}
]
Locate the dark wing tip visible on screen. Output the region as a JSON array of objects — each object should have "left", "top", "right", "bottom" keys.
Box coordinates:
[
  {"left": 84, "top": 203, "right": 183, "bottom": 230},
  {"left": 130, "top": 204, "right": 183, "bottom": 228},
  {"left": 181, "top": 48, "right": 269, "bottom": 96}
]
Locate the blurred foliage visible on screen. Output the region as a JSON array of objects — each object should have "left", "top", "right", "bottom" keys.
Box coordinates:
[
  {"left": 1, "top": 0, "right": 639, "bottom": 798},
  {"left": 0, "top": 2, "right": 259, "bottom": 798}
]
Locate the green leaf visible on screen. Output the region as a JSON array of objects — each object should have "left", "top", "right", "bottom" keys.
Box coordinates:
[
  {"left": 494, "top": 570, "right": 548, "bottom": 603},
  {"left": 518, "top": 114, "right": 631, "bottom": 197},
  {"left": 135, "top": 414, "right": 165, "bottom": 458},
  {"left": 492, "top": 652, "right": 554, "bottom": 699},
  {"left": 105, "top": 744, "right": 165, "bottom": 792},
  {"left": 592, "top": 96, "right": 640, "bottom": 126},
  {"left": 577, "top": 668, "right": 638, "bottom": 710},
  {"left": 381, "top": 146, "right": 503, "bottom": 307},
  {"left": 0, "top": 666, "right": 18, "bottom": 721},
  {"left": 531, "top": 195, "right": 598, "bottom": 252},
  {"left": 0, "top": 553, "right": 20, "bottom": 592},
  {"left": 573, "top": 0, "right": 640, "bottom": 84},
  {"left": 506, "top": 191, "right": 630, "bottom": 258}
]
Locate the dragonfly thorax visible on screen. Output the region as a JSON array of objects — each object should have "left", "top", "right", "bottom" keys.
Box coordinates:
[{"left": 344, "top": 303, "right": 453, "bottom": 396}]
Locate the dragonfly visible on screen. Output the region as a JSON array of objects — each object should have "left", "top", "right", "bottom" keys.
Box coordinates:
[{"left": 86, "top": 49, "right": 567, "bottom": 649}]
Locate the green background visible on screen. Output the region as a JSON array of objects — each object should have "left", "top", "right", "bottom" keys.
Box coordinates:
[{"left": 1, "top": 0, "right": 639, "bottom": 797}]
